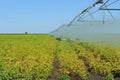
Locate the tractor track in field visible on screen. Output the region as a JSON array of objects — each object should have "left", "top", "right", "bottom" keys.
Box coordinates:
[
  {"left": 48, "top": 57, "right": 59, "bottom": 80},
  {"left": 48, "top": 43, "right": 59, "bottom": 80}
]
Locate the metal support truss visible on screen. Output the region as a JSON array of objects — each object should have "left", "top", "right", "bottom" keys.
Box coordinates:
[
  {"left": 68, "top": 0, "right": 120, "bottom": 26},
  {"left": 100, "top": 0, "right": 120, "bottom": 10}
]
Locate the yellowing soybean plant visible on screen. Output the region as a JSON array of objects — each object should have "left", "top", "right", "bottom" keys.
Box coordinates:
[{"left": 0, "top": 34, "right": 120, "bottom": 80}]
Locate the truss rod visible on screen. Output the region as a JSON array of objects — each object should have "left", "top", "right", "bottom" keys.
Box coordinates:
[
  {"left": 100, "top": 9, "right": 120, "bottom": 10},
  {"left": 100, "top": 0, "right": 120, "bottom": 10}
]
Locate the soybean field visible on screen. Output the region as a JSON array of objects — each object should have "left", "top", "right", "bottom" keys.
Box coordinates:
[{"left": 0, "top": 34, "right": 120, "bottom": 80}]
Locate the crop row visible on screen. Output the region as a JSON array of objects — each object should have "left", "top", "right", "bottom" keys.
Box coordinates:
[{"left": 57, "top": 41, "right": 88, "bottom": 80}]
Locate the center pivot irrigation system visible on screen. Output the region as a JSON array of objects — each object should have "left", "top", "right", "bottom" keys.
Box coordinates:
[
  {"left": 68, "top": 0, "right": 120, "bottom": 26},
  {"left": 50, "top": 0, "right": 120, "bottom": 40}
]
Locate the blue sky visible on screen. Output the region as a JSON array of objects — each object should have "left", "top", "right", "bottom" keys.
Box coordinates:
[
  {"left": 0, "top": 0, "right": 119, "bottom": 33},
  {"left": 0, "top": 0, "right": 96, "bottom": 33}
]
